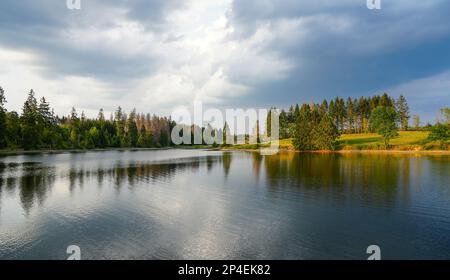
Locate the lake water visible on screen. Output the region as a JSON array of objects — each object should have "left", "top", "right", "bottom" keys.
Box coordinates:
[{"left": 0, "top": 149, "right": 449, "bottom": 260}]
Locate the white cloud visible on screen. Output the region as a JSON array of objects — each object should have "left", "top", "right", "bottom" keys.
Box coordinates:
[
  {"left": 0, "top": 0, "right": 295, "bottom": 116},
  {"left": 1, "top": 0, "right": 450, "bottom": 119}
]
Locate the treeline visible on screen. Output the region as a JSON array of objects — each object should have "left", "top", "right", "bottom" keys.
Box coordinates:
[
  {"left": 268, "top": 93, "right": 410, "bottom": 139},
  {"left": 268, "top": 93, "right": 411, "bottom": 150},
  {"left": 0, "top": 87, "right": 174, "bottom": 150}
]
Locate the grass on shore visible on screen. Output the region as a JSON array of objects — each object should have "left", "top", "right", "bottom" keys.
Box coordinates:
[
  {"left": 241, "top": 131, "right": 450, "bottom": 151},
  {"left": 1, "top": 132, "right": 448, "bottom": 155}
]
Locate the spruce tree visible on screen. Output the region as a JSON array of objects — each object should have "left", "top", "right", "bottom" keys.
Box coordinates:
[
  {"left": 0, "top": 87, "right": 7, "bottom": 148},
  {"left": 293, "top": 104, "right": 312, "bottom": 151},
  {"left": 397, "top": 95, "right": 410, "bottom": 131},
  {"left": 127, "top": 109, "right": 138, "bottom": 147},
  {"left": 21, "top": 90, "right": 40, "bottom": 150}
]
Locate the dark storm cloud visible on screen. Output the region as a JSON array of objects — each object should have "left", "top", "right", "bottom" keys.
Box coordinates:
[
  {"left": 0, "top": 0, "right": 449, "bottom": 120},
  {"left": 0, "top": 0, "right": 181, "bottom": 82},
  {"left": 225, "top": 0, "right": 450, "bottom": 118}
]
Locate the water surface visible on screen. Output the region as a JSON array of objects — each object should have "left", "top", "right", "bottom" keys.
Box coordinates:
[{"left": 0, "top": 150, "right": 449, "bottom": 259}]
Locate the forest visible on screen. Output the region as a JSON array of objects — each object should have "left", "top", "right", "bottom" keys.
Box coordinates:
[
  {"left": 0, "top": 87, "right": 174, "bottom": 150},
  {"left": 1, "top": 87, "right": 449, "bottom": 151},
  {"left": 267, "top": 93, "right": 449, "bottom": 151}
]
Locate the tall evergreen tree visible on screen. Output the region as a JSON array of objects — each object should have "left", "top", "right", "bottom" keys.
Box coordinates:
[
  {"left": 293, "top": 104, "right": 313, "bottom": 151},
  {"left": 413, "top": 115, "right": 421, "bottom": 130},
  {"left": 5, "top": 111, "right": 21, "bottom": 147},
  {"left": 346, "top": 97, "right": 355, "bottom": 133},
  {"left": 311, "top": 114, "right": 340, "bottom": 150},
  {"left": 69, "top": 107, "right": 80, "bottom": 147},
  {"left": 266, "top": 108, "right": 272, "bottom": 138},
  {"left": 127, "top": 109, "right": 138, "bottom": 147},
  {"left": 0, "top": 87, "right": 7, "bottom": 148},
  {"left": 21, "top": 90, "right": 41, "bottom": 150},
  {"left": 397, "top": 95, "right": 410, "bottom": 131},
  {"left": 38, "top": 97, "right": 58, "bottom": 148}
]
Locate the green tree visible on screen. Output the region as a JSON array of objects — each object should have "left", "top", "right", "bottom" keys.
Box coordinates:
[
  {"left": 293, "top": 105, "right": 313, "bottom": 151},
  {"left": 335, "top": 97, "right": 346, "bottom": 132},
  {"left": 346, "top": 97, "right": 355, "bottom": 133},
  {"left": 127, "top": 109, "right": 138, "bottom": 147},
  {"left": 222, "top": 122, "right": 231, "bottom": 146},
  {"left": 0, "top": 87, "right": 7, "bottom": 148},
  {"left": 21, "top": 90, "right": 41, "bottom": 150},
  {"left": 266, "top": 108, "right": 272, "bottom": 138},
  {"left": 370, "top": 106, "right": 399, "bottom": 149},
  {"left": 38, "top": 97, "right": 59, "bottom": 149},
  {"left": 255, "top": 119, "right": 260, "bottom": 144},
  {"left": 413, "top": 115, "right": 421, "bottom": 130},
  {"left": 279, "top": 110, "right": 289, "bottom": 139},
  {"left": 311, "top": 114, "right": 340, "bottom": 150},
  {"left": 69, "top": 107, "right": 80, "bottom": 148},
  {"left": 5, "top": 111, "right": 21, "bottom": 147},
  {"left": 85, "top": 127, "right": 100, "bottom": 148},
  {"left": 380, "top": 93, "right": 394, "bottom": 107},
  {"left": 441, "top": 107, "right": 450, "bottom": 124},
  {"left": 137, "top": 126, "right": 149, "bottom": 148},
  {"left": 428, "top": 123, "right": 450, "bottom": 149},
  {"left": 397, "top": 95, "right": 410, "bottom": 130}
]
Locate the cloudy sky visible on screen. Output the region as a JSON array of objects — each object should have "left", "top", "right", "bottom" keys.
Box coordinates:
[{"left": 0, "top": 0, "right": 449, "bottom": 122}]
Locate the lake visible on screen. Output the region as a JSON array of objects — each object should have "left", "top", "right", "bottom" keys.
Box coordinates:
[{"left": 0, "top": 149, "right": 449, "bottom": 260}]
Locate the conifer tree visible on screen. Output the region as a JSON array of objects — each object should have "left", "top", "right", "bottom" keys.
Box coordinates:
[{"left": 0, "top": 87, "right": 7, "bottom": 148}]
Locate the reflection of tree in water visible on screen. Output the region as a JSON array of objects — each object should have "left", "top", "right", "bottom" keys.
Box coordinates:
[
  {"left": 222, "top": 152, "right": 233, "bottom": 178},
  {"left": 251, "top": 152, "right": 263, "bottom": 181},
  {"left": 426, "top": 156, "right": 450, "bottom": 195},
  {"left": 64, "top": 155, "right": 224, "bottom": 191},
  {"left": 0, "top": 163, "right": 4, "bottom": 214},
  {"left": 1, "top": 156, "right": 227, "bottom": 213},
  {"left": 262, "top": 152, "right": 422, "bottom": 204},
  {"left": 0, "top": 162, "right": 56, "bottom": 216}
]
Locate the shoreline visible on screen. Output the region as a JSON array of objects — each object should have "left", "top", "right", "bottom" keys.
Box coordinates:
[
  {"left": 221, "top": 147, "right": 450, "bottom": 155},
  {"left": 0, "top": 147, "right": 178, "bottom": 156},
  {"left": 1, "top": 146, "right": 450, "bottom": 157}
]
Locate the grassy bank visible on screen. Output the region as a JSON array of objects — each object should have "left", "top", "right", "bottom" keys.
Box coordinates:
[{"left": 229, "top": 131, "right": 450, "bottom": 152}]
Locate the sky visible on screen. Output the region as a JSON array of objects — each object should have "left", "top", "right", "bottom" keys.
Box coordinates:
[{"left": 0, "top": 0, "right": 449, "bottom": 123}]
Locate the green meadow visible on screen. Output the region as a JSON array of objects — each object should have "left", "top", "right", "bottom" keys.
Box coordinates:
[{"left": 272, "top": 131, "right": 449, "bottom": 151}]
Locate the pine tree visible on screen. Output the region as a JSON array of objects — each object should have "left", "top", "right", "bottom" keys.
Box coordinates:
[
  {"left": 38, "top": 97, "right": 57, "bottom": 148},
  {"left": 98, "top": 109, "right": 105, "bottom": 122},
  {"left": 21, "top": 90, "right": 41, "bottom": 150},
  {"left": 346, "top": 97, "right": 355, "bottom": 133},
  {"left": 413, "top": 115, "right": 421, "bottom": 130},
  {"left": 256, "top": 119, "right": 260, "bottom": 144},
  {"left": 114, "top": 106, "right": 126, "bottom": 147},
  {"left": 222, "top": 122, "right": 231, "bottom": 146},
  {"left": 69, "top": 107, "right": 80, "bottom": 147},
  {"left": 5, "top": 111, "right": 21, "bottom": 147},
  {"left": 311, "top": 114, "right": 340, "bottom": 150},
  {"left": 380, "top": 93, "right": 394, "bottom": 107},
  {"left": 279, "top": 110, "right": 289, "bottom": 139},
  {"left": 0, "top": 87, "right": 7, "bottom": 148},
  {"left": 127, "top": 109, "right": 138, "bottom": 147},
  {"left": 293, "top": 104, "right": 313, "bottom": 151},
  {"left": 397, "top": 95, "right": 410, "bottom": 131},
  {"left": 266, "top": 108, "right": 272, "bottom": 138}
]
